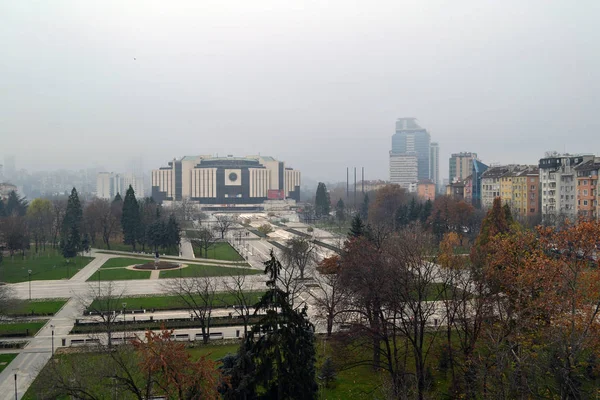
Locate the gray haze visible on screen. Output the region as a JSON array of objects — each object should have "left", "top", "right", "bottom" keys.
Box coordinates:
[{"left": 2, "top": 1, "right": 599, "bottom": 183}]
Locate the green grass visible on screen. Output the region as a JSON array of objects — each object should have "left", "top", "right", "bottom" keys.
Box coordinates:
[
  {"left": 8, "top": 299, "right": 68, "bottom": 316},
  {"left": 192, "top": 242, "right": 244, "bottom": 261},
  {"left": 87, "top": 268, "right": 151, "bottom": 281},
  {"left": 98, "top": 257, "right": 154, "bottom": 269},
  {"left": 0, "top": 321, "right": 47, "bottom": 336},
  {"left": 0, "top": 353, "right": 18, "bottom": 373},
  {"left": 159, "top": 264, "right": 261, "bottom": 279},
  {"left": 0, "top": 251, "right": 93, "bottom": 283},
  {"left": 87, "top": 292, "right": 265, "bottom": 312}
]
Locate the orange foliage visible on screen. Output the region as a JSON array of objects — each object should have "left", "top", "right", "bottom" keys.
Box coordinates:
[
  {"left": 132, "top": 327, "right": 222, "bottom": 399},
  {"left": 317, "top": 255, "right": 341, "bottom": 274}
]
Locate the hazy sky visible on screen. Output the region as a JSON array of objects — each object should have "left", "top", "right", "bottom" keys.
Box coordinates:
[{"left": 2, "top": 1, "right": 599, "bottom": 183}]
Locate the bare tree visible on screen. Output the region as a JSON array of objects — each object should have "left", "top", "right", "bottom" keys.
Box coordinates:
[
  {"left": 222, "top": 270, "right": 259, "bottom": 336},
  {"left": 78, "top": 281, "right": 127, "bottom": 347},
  {"left": 309, "top": 256, "right": 351, "bottom": 336},
  {"left": 214, "top": 214, "right": 237, "bottom": 239},
  {"left": 0, "top": 285, "right": 21, "bottom": 322},
  {"left": 188, "top": 227, "right": 217, "bottom": 258},
  {"left": 164, "top": 275, "right": 216, "bottom": 344},
  {"left": 50, "top": 198, "right": 67, "bottom": 249},
  {"left": 83, "top": 198, "right": 109, "bottom": 246},
  {"left": 281, "top": 236, "right": 317, "bottom": 280}
]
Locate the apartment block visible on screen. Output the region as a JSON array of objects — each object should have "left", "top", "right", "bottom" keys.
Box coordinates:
[
  {"left": 511, "top": 167, "right": 540, "bottom": 219},
  {"left": 575, "top": 159, "right": 600, "bottom": 220},
  {"left": 539, "top": 154, "right": 594, "bottom": 224},
  {"left": 449, "top": 152, "right": 478, "bottom": 183}
]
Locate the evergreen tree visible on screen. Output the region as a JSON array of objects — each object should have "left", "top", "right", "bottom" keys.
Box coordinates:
[
  {"left": 471, "top": 197, "right": 513, "bottom": 268},
  {"left": 121, "top": 186, "right": 141, "bottom": 251},
  {"left": 360, "top": 193, "right": 370, "bottom": 220},
  {"left": 165, "top": 213, "right": 181, "bottom": 250},
  {"left": 60, "top": 188, "right": 83, "bottom": 259},
  {"left": 408, "top": 197, "right": 422, "bottom": 222},
  {"left": 229, "top": 251, "right": 318, "bottom": 399},
  {"left": 5, "top": 191, "right": 28, "bottom": 217},
  {"left": 420, "top": 199, "right": 433, "bottom": 224},
  {"left": 0, "top": 198, "right": 5, "bottom": 217},
  {"left": 335, "top": 198, "right": 345, "bottom": 222},
  {"left": 348, "top": 214, "right": 366, "bottom": 238},
  {"left": 319, "top": 357, "right": 336, "bottom": 388},
  {"left": 314, "top": 182, "right": 331, "bottom": 218},
  {"left": 395, "top": 205, "right": 410, "bottom": 228}
]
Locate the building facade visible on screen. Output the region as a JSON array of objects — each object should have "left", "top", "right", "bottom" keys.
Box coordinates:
[
  {"left": 389, "top": 152, "right": 418, "bottom": 189},
  {"left": 151, "top": 155, "right": 300, "bottom": 204},
  {"left": 575, "top": 159, "right": 600, "bottom": 220},
  {"left": 539, "top": 154, "right": 594, "bottom": 224},
  {"left": 510, "top": 167, "right": 540, "bottom": 219},
  {"left": 449, "top": 152, "right": 478, "bottom": 183},
  {"left": 429, "top": 142, "right": 440, "bottom": 190},
  {"left": 481, "top": 166, "right": 511, "bottom": 209},
  {"left": 417, "top": 179, "right": 436, "bottom": 202},
  {"left": 391, "top": 118, "right": 431, "bottom": 181},
  {"left": 96, "top": 172, "right": 143, "bottom": 200},
  {"left": 471, "top": 159, "right": 488, "bottom": 208}
]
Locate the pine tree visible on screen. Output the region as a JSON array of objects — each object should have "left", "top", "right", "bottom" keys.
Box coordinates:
[
  {"left": 230, "top": 251, "right": 318, "bottom": 399},
  {"left": 121, "top": 186, "right": 141, "bottom": 251},
  {"left": 315, "top": 182, "right": 331, "bottom": 218},
  {"left": 335, "top": 198, "right": 345, "bottom": 222},
  {"left": 319, "top": 357, "right": 336, "bottom": 388},
  {"left": 5, "top": 191, "right": 28, "bottom": 217},
  {"left": 349, "top": 213, "right": 365, "bottom": 238},
  {"left": 60, "top": 188, "right": 83, "bottom": 259},
  {"left": 360, "top": 193, "right": 370, "bottom": 220},
  {"left": 420, "top": 199, "right": 433, "bottom": 224},
  {"left": 166, "top": 213, "right": 181, "bottom": 251},
  {"left": 0, "top": 198, "right": 5, "bottom": 217},
  {"left": 471, "top": 197, "right": 513, "bottom": 268}
]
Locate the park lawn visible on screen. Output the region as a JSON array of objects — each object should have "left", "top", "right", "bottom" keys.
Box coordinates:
[
  {"left": 0, "top": 353, "right": 18, "bottom": 373},
  {"left": 159, "top": 264, "right": 261, "bottom": 279},
  {"left": 87, "top": 268, "right": 151, "bottom": 282},
  {"left": 0, "top": 321, "right": 47, "bottom": 336},
  {"left": 99, "top": 257, "right": 154, "bottom": 269},
  {"left": 0, "top": 251, "right": 93, "bottom": 283},
  {"left": 192, "top": 242, "right": 243, "bottom": 261},
  {"left": 87, "top": 291, "right": 265, "bottom": 312},
  {"left": 9, "top": 299, "right": 68, "bottom": 316}
]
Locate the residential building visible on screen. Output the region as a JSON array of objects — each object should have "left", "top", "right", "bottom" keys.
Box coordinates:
[
  {"left": 389, "top": 152, "right": 418, "bottom": 189},
  {"left": 539, "top": 153, "right": 594, "bottom": 224},
  {"left": 481, "top": 166, "right": 512, "bottom": 209},
  {"left": 445, "top": 180, "right": 465, "bottom": 200},
  {"left": 575, "top": 159, "right": 600, "bottom": 220},
  {"left": 449, "top": 152, "right": 478, "bottom": 183},
  {"left": 391, "top": 118, "right": 431, "bottom": 181},
  {"left": 97, "top": 172, "right": 143, "bottom": 200},
  {"left": 122, "top": 173, "right": 144, "bottom": 198},
  {"left": 151, "top": 155, "right": 300, "bottom": 204},
  {"left": 463, "top": 175, "right": 473, "bottom": 205},
  {"left": 429, "top": 142, "right": 440, "bottom": 190},
  {"left": 417, "top": 179, "right": 436, "bottom": 202},
  {"left": 355, "top": 180, "right": 390, "bottom": 193},
  {"left": 471, "top": 159, "right": 488, "bottom": 208},
  {"left": 511, "top": 167, "right": 540, "bottom": 219}
]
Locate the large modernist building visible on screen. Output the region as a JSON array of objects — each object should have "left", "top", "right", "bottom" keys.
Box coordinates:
[
  {"left": 151, "top": 155, "right": 300, "bottom": 204},
  {"left": 391, "top": 118, "right": 431, "bottom": 181}
]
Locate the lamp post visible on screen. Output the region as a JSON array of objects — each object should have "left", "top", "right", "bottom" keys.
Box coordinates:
[
  {"left": 122, "top": 303, "right": 127, "bottom": 342},
  {"left": 28, "top": 270, "right": 32, "bottom": 300},
  {"left": 50, "top": 324, "right": 55, "bottom": 356},
  {"left": 13, "top": 368, "right": 18, "bottom": 400}
]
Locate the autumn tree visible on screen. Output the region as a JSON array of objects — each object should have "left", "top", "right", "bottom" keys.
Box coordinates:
[
  {"left": 470, "top": 196, "right": 514, "bottom": 268},
  {"left": 368, "top": 184, "right": 407, "bottom": 230},
  {"left": 311, "top": 255, "right": 350, "bottom": 336}
]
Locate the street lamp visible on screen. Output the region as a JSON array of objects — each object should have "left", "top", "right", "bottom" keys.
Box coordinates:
[
  {"left": 50, "top": 324, "right": 55, "bottom": 356},
  {"left": 28, "top": 270, "right": 32, "bottom": 300},
  {"left": 122, "top": 303, "right": 127, "bottom": 342},
  {"left": 13, "top": 368, "right": 18, "bottom": 400}
]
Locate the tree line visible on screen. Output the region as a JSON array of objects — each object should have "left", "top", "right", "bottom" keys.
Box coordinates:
[{"left": 0, "top": 186, "right": 181, "bottom": 261}]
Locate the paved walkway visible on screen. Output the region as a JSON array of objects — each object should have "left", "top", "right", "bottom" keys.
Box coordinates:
[
  {"left": 180, "top": 237, "right": 195, "bottom": 258},
  {"left": 0, "top": 297, "right": 83, "bottom": 399}
]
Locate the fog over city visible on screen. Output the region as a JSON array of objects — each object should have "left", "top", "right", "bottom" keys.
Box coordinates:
[{"left": 2, "top": 1, "right": 599, "bottom": 182}]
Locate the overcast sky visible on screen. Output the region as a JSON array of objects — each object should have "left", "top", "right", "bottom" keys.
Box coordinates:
[{"left": 2, "top": 1, "right": 599, "bottom": 183}]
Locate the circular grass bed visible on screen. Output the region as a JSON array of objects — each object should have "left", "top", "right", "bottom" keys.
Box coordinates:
[{"left": 133, "top": 261, "right": 180, "bottom": 270}]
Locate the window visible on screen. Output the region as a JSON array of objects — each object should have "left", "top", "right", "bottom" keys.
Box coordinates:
[
  {"left": 530, "top": 208, "right": 535, "bottom": 213},
  {"left": 584, "top": 180, "right": 588, "bottom": 185},
  {"left": 531, "top": 185, "right": 535, "bottom": 190},
  {"left": 584, "top": 190, "right": 588, "bottom": 196},
  {"left": 584, "top": 200, "right": 588, "bottom": 206}
]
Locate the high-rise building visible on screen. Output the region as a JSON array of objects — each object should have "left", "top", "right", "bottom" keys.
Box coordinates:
[
  {"left": 97, "top": 172, "right": 143, "bottom": 200},
  {"left": 391, "top": 118, "right": 431, "bottom": 181},
  {"left": 429, "top": 142, "right": 440, "bottom": 190},
  {"left": 449, "top": 152, "right": 478, "bottom": 183},
  {"left": 575, "top": 158, "right": 600, "bottom": 220},
  {"left": 539, "top": 153, "right": 594, "bottom": 225},
  {"left": 389, "top": 152, "right": 418, "bottom": 189}
]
